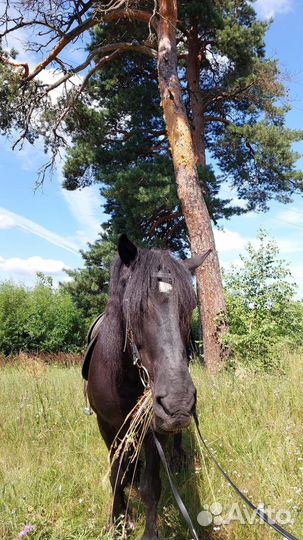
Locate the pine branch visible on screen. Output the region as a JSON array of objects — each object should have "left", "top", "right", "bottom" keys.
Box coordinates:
[
  {"left": 0, "top": 4, "right": 159, "bottom": 82},
  {"left": 202, "top": 81, "right": 256, "bottom": 112},
  {"left": 0, "top": 55, "right": 29, "bottom": 77},
  {"left": 44, "top": 42, "right": 157, "bottom": 94},
  {"left": 50, "top": 42, "right": 157, "bottom": 133},
  {"left": 101, "top": 8, "right": 159, "bottom": 32},
  {"left": 205, "top": 115, "right": 232, "bottom": 125}
]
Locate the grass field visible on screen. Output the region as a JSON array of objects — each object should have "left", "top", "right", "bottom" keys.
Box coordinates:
[{"left": 0, "top": 352, "right": 302, "bottom": 540}]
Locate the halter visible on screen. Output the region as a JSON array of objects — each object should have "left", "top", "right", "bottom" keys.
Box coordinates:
[
  {"left": 127, "top": 327, "right": 150, "bottom": 388},
  {"left": 152, "top": 270, "right": 173, "bottom": 282}
]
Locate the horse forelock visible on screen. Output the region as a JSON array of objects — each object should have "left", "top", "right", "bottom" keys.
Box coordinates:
[{"left": 107, "top": 249, "right": 196, "bottom": 345}]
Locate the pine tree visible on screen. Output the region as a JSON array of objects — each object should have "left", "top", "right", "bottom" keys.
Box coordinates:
[
  {"left": 62, "top": 0, "right": 302, "bottom": 367},
  {"left": 62, "top": 233, "right": 114, "bottom": 326}
]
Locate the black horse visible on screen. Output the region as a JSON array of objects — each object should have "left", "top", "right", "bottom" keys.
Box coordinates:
[{"left": 84, "top": 234, "right": 210, "bottom": 540}]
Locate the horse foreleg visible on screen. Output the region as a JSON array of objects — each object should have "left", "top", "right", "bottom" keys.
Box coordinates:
[
  {"left": 140, "top": 433, "right": 162, "bottom": 540},
  {"left": 96, "top": 416, "right": 127, "bottom": 524},
  {"left": 171, "top": 432, "right": 187, "bottom": 472},
  {"left": 110, "top": 458, "right": 127, "bottom": 523}
]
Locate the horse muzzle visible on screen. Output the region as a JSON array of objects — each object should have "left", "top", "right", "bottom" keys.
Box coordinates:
[
  {"left": 153, "top": 412, "right": 192, "bottom": 433},
  {"left": 152, "top": 392, "right": 196, "bottom": 433}
]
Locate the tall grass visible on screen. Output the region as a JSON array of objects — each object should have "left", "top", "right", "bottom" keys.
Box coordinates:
[{"left": 0, "top": 351, "right": 302, "bottom": 539}]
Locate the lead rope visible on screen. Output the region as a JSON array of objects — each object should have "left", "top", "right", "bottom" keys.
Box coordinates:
[
  {"left": 193, "top": 412, "right": 299, "bottom": 540},
  {"left": 152, "top": 415, "right": 300, "bottom": 540},
  {"left": 151, "top": 428, "right": 200, "bottom": 540}
]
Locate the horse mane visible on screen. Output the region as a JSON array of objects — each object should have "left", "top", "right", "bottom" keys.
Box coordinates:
[{"left": 105, "top": 248, "right": 196, "bottom": 349}]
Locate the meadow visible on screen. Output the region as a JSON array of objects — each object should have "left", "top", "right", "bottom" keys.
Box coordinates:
[{"left": 0, "top": 351, "right": 302, "bottom": 540}]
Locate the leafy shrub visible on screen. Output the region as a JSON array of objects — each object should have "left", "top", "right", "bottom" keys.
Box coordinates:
[
  {"left": 0, "top": 273, "right": 86, "bottom": 355},
  {"left": 223, "top": 230, "right": 302, "bottom": 370}
]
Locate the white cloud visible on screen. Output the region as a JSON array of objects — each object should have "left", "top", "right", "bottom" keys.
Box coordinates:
[
  {"left": 214, "top": 228, "right": 247, "bottom": 253},
  {"left": 218, "top": 233, "right": 302, "bottom": 298},
  {"left": 218, "top": 184, "right": 249, "bottom": 211},
  {"left": 4, "top": 15, "right": 87, "bottom": 69},
  {"left": 3, "top": 26, "right": 36, "bottom": 67},
  {"left": 229, "top": 197, "right": 249, "bottom": 210},
  {"left": 206, "top": 49, "right": 233, "bottom": 76},
  {"left": 0, "top": 255, "right": 68, "bottom": 275},
  {"left": 0, "top": 213, "right": 16, "bottom": 229},
  {"left": 60, "top": 183, "right": 102, "bottom": 243},
  {"left": 37, "top": 68, "right": 83, "bottom": 104},
  {"left": 275, "top": 208, "right": 303, "bottom": 227},
  {"left": 0, "top": 132, "right": 50, "bottom": 172},
  {"left": 242, "top": 232, "right": 302, "bottom": 255},
  {"left": 253, "top": 0, "right": 293, "bottom": 19},
  {"left": 1, "top": 148, "right": 102, "bottom": 252},
  {"left": 0, "top": 207, "right": 80, "bottom": 255},
  {"left": 276, "top": 238, "right": 302, "bottom": 254}
]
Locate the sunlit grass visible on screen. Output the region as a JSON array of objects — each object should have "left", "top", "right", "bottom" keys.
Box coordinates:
[{"left": 0, "top": 351, "right": 302, "bottom": 539}]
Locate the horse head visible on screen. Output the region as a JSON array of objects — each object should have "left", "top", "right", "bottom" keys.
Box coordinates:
[{"left": 118, "top": 234, "right": 211, "bottom": 433}]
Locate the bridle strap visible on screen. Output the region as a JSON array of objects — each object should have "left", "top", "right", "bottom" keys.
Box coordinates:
[
  {"left": 123, "top": 298, "right": 130, "bottom": 352},
  {"left": 127, "top": 327, "right": 150, "bottom": 388},
  {"left": 151, "top": 271, "right": 172, "bottom": 282},
  {"left": 151, "top": 428, "right": 200, "bottom": 540},
  {"left": 123, "top": 288, "right": 151, "bottom": 386}
]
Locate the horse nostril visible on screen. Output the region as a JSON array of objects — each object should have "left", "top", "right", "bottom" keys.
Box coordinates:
[{"left": 156, "top": 395, "right": 172, "bottom": 417}]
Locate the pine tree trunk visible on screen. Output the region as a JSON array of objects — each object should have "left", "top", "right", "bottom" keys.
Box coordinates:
[
  {"left": 187, "top": 19, "right": 206, "bottom": 169},
  {"left": 157, "top": 0, "right": 228, "bottom": 369}
]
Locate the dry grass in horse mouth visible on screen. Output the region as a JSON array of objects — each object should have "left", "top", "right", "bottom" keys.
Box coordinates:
[{"left": 107, "top": 388, "right": 153, "bottom": 485}]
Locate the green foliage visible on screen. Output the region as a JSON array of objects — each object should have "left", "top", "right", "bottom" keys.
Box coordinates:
[
  {"left": 62, "top": 234, "right": 115, "bottom": 325},
  {"left": 223, "top": 230, "right": 302, "bottom": 369},
  {"left": 215, "top": 121, "right": 303, "bottom": 209},
  {"left": 0, "top": 275, "right": 86, "bottom": 355}
]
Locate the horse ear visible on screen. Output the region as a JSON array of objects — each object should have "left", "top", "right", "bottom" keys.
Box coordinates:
[
  {"left": 118, "top": 234, "right": 138, "bottom": 266},
  {"left": 183, "top": 249, "right": 212, "bottom": 274}
]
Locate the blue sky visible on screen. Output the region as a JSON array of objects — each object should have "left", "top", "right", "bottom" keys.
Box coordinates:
[{"left": 0, "top": 0, "right": 302, "bottom": 296}]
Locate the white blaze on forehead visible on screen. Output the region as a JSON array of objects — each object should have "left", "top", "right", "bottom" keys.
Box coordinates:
[{"left": 159, "top": 281, "right": 173, "bottom": 293}]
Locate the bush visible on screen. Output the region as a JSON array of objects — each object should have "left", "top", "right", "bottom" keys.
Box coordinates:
[
  {"left": 0, "top": 274, "right": 86, "bottom": 355},
  {"left": 223, "top": 230, "right": 302, "bottom": 370}
]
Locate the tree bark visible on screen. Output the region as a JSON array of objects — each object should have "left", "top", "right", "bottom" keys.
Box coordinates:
[
  {"left": 157, "top": 0, "right": 228, "bottom": 370},
  {"left": 187, "top": 19, "right": 206, "bottom": 168}
]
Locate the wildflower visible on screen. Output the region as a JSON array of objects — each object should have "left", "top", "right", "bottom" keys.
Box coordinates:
[{"left": 18, "top": 524, "right": 34, "bottom": 538}]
